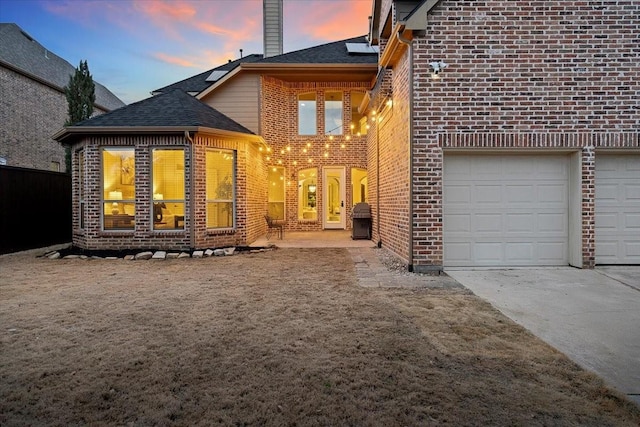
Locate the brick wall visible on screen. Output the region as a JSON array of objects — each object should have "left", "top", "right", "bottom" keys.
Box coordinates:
[
  {"left": 0, "top": 66, "right": 107, "bottom": 171},
  {"left": 71, "top": 133, "right": 266, "bottom": 251},
  {"left": 375, "top": 0, "right": 639, "bottom": 270},
  {"left": 261, "top": 76, "right": 369, "bottom": 231}
]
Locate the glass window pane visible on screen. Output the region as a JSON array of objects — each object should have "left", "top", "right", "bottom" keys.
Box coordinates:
[
  {"left": 152, "top": 149, "right": 185, "bottom": 230},
  {"left": 351, "top": 168, "right": 368, "bottom": 205},
  {"left": 325, "top": 91, "right": 343, "bottom": 135},
  {"left": 268, "top": 166, "right": 285, "bottom": 220},
  {"left": 102, "top": 148, "right": 135, "bottom": 231},
  {"left": 298, "top": 168, "right": 317, "bottom": 221},
  {"left": 298, "top": 92, "right": 317, "bottom": 135},
  {"left": 350, "top": 91, "right": 367, "bottom": 136},
  {"left": 206, "top": 150, "right": 235, "bottom": 228}
]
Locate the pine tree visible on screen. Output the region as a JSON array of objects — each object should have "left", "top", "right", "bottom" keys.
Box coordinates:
[{"left": 64, "top": 60, "right": 95, "bottom": 171}]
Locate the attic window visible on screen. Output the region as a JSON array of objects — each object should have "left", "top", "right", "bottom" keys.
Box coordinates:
[
  {"left": 206, "top": 70, "right": 229, "bottom": 82},
  {"left": 345, "top": 43, "right": 379, "bottom": 55}
]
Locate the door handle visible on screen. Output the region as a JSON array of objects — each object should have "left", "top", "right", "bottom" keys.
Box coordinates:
[{"left": 341, "top": 201, "right": 344, "bottom": 207}]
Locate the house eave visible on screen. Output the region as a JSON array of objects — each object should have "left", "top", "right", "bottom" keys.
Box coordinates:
[
  {"left": 53, "top": 126, "right": 262, "bottom": 144},
  {"left": 379, "top": 23, "right": 413, "bottom": 69}
]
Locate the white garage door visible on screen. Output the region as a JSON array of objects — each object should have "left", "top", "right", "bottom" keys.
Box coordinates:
[
  {"left": 595, "top": 153, "right": 640, "bottom": 264},
  {"left": 444, "top": 154, "right": 569, "bottom": 267}
]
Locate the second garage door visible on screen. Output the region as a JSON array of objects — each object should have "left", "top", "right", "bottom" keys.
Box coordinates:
[
  {"left": 444, "top": 153, "right": 569, "bottom": 267},
  {"left": 595, "top": 153, "right": 640, "bottom": 265}
]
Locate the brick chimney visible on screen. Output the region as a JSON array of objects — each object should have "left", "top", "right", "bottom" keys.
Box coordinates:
[{"left": 263, "top": 0, "right": 283, "bottom": 58}]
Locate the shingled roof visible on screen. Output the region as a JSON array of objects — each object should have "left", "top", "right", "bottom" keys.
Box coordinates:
[
  {"left": 153, "top": 54, "right": 263, "bottom": 95},
  {"left": 0, "top": 23, "right": 125, "bottom": 111},
  {"left": 155, "top": 35, "right": 377, "bottom": 98},
  {"left": 74, "top": 88, "right": 252, "bottom": 131},
  {"left": 256, "top": 35, "right": 377, "bottom": 64}
]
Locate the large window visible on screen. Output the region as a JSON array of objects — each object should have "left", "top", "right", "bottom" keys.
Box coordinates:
[
  {"left": 152, "top": 148, "right": 185, "bottom": 230},
  {"left": 298, "top": 92, "right": 317, "bottom": 135},
  {"left": 206, "top": 149, "right": 235, "bottom": 229},
  {"left": 298, "top": 168, "right": 317, "bottom": 221},
  {"left": 350, "top": 91, "right": 367, "bottom": 136},
  {"left": 102, "top": 148, "right": 135, "bottom": 230},
  {"left": 351, "top": 168, "right": 368, "bottom": 205},
  {"left": 325, "top": 91, "right": 343, "bottom": 135},
  {"left": 268, "top": 166, "right": 285, "bottom": 220}
]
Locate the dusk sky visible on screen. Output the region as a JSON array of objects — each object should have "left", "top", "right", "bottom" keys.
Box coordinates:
[{"left": 0, "top": 0, "right": 372, "bottom": 104}]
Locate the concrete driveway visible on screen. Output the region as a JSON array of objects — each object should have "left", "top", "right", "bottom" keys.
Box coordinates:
[{"left": 446, "top": 267, "right": 640, "bottom": 407}]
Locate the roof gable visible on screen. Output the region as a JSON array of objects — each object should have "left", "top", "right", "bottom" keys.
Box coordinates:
[
  {"left": 152, "top": 54, "right": 263, "bottom": 95},
  {"left": 70, "top": 89, "right": 253, "bottom": 134}
]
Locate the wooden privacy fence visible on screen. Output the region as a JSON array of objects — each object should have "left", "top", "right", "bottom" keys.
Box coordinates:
[{"left": 0, "top": 166, "right": 71, "bottom": 254}]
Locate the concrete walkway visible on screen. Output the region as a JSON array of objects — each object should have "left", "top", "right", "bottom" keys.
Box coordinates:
[{"left": 446, "top": 267, "right": 640, "bottom": 407}]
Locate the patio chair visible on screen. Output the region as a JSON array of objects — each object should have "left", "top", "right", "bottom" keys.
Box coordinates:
[{"left": 265, "top": 215, "right": 285, "bottom": 240}]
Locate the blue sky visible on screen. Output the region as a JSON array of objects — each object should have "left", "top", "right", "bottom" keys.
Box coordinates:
[{"left": 0, "top": 0, "right": 371, "bottom": 104}]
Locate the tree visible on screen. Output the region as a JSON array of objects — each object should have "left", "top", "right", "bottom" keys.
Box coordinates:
[{"left": 63, "top": 60, "right": 95, "bottom": 171}]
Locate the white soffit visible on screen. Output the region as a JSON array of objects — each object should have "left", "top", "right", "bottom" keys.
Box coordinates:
[
  {"left": 345, "top": 43, "right": 379, "bottom": 54},
  {"left": 206, "top": 70, "right": 229, "bottom": 82}
]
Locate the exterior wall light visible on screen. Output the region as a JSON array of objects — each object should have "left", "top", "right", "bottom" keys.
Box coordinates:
[{"left": 429, "top": 61, "right": 448, "bottom": 79}]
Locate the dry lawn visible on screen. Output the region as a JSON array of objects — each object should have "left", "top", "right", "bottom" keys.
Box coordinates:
[{"left": 1, "top": 247, "right": 638, "bottom": 426}]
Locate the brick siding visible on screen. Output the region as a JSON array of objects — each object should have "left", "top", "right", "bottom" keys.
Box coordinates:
[
  {"left": 261, "top": 76, "right": 370, "bottom": 231},
  {"left": 71, "top": 133, "right": 266, "bottom": 251},
  {"left": 374, "top": 0, "right": 639, "bottom": 270},
  {"left": 0, "top": 66, "right": 107, "bottom": 171}
]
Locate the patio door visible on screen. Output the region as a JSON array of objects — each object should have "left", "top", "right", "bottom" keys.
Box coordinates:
[{"left": 323, "top": 167, "right": 346, "bottom": 229}]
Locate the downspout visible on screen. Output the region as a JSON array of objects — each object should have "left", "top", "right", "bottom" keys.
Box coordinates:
[
  {"left": 396, "top": 29, "right": 414, "bottom": 272},
  {"left": 184, "top": 131, "right": 196, "bottom": 249},
  {"left": 376, "top": 94, "right": 382, "bottom": 248}
]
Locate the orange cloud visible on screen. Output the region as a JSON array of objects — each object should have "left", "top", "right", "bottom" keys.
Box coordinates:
[
  {"left": 286, "top": 0, "right": 371, "bottom": 42},
  {"left": 153, "top": 52, "right": 197, "bottom": 67},
  {"left": 134, "top": 0, "right": 196, "bottom": 21}
]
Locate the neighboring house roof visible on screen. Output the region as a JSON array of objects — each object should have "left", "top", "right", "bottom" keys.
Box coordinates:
[
  {"left": 53, "top": 88, "right": 257, "bottom": 142},
  {"left": 0, "top": 23, "right": 126, "bottom": 111},
  {"left": 255, "top": 35, "right": 377, "bottom": 65},
  {"left": 152, "top": 54, "right": 263, "bottom": 95}
]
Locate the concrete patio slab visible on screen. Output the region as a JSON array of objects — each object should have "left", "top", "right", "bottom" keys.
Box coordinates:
[{"left": 446, "top": 267, "right": 640, "bottom": 407}]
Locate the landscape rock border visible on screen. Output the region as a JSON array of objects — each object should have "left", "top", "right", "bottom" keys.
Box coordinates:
[{"left": 41, "top": 244, "right": 276, "bottom": 260}]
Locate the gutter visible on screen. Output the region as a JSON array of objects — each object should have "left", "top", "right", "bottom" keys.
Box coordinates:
[
  {"left": 53, "top": 126, "right": 264, "bottom": 145},
  {"left": 395, "top": 29, "right": 415, "bottom": 273}
]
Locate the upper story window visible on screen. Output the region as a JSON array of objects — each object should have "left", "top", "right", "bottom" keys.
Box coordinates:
[
  {"left": 102, "top": 148, "right": 135, "bottom": 231},
  {"left": 298, "top": 92, "right": 317, "bottom": 135},
  {"left": 325, "top": 91, "right": 343, "bottom": 135},
  {"left": 350, "top": 91, "right": 368, "bottom": 136},
  {"left": 152, "top": 148, "right": 185, "bottom": 230}
]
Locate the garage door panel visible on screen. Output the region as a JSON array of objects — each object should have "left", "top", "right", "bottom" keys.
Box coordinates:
[
  {"left": 626, "top": 184, "right": 640, "bottom": 200},
  {"left": 539, "top": 184, "right": 566, "bottom": 203},
  {"left": 505, "top": 243, "right": 533, "bottom": 263},
  {"left": 596, "top": 153, "right": 640, "bottom": 264},
  {"left": 476, "top": 214, "right": 502, "bottom": 232},
  {"left": 538, "top": 213, "right": 566, "bottom": 232},
  {"left": 506, "top": 185, "right": 534, "bottom": 203},
  {"left": 444, "top": 154, "right": 569, "bottom": 267},
  {"left": 475, "top": 243, "right": 503, "bottom": 262},
  {"left": 595, "top": 212, "right": 618, "bottom": 229},
  {"left": 537, "top": 242, "right": 567, "bottom": 262},
  {"left": 626, "top": 213, "right": 640, "bottom": 228},
  {"left": 506, "top": 213, "right": 534, "bottom": 232},
  {"left": 476, "top": 185, "right": 502, "bottom": 203}
]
